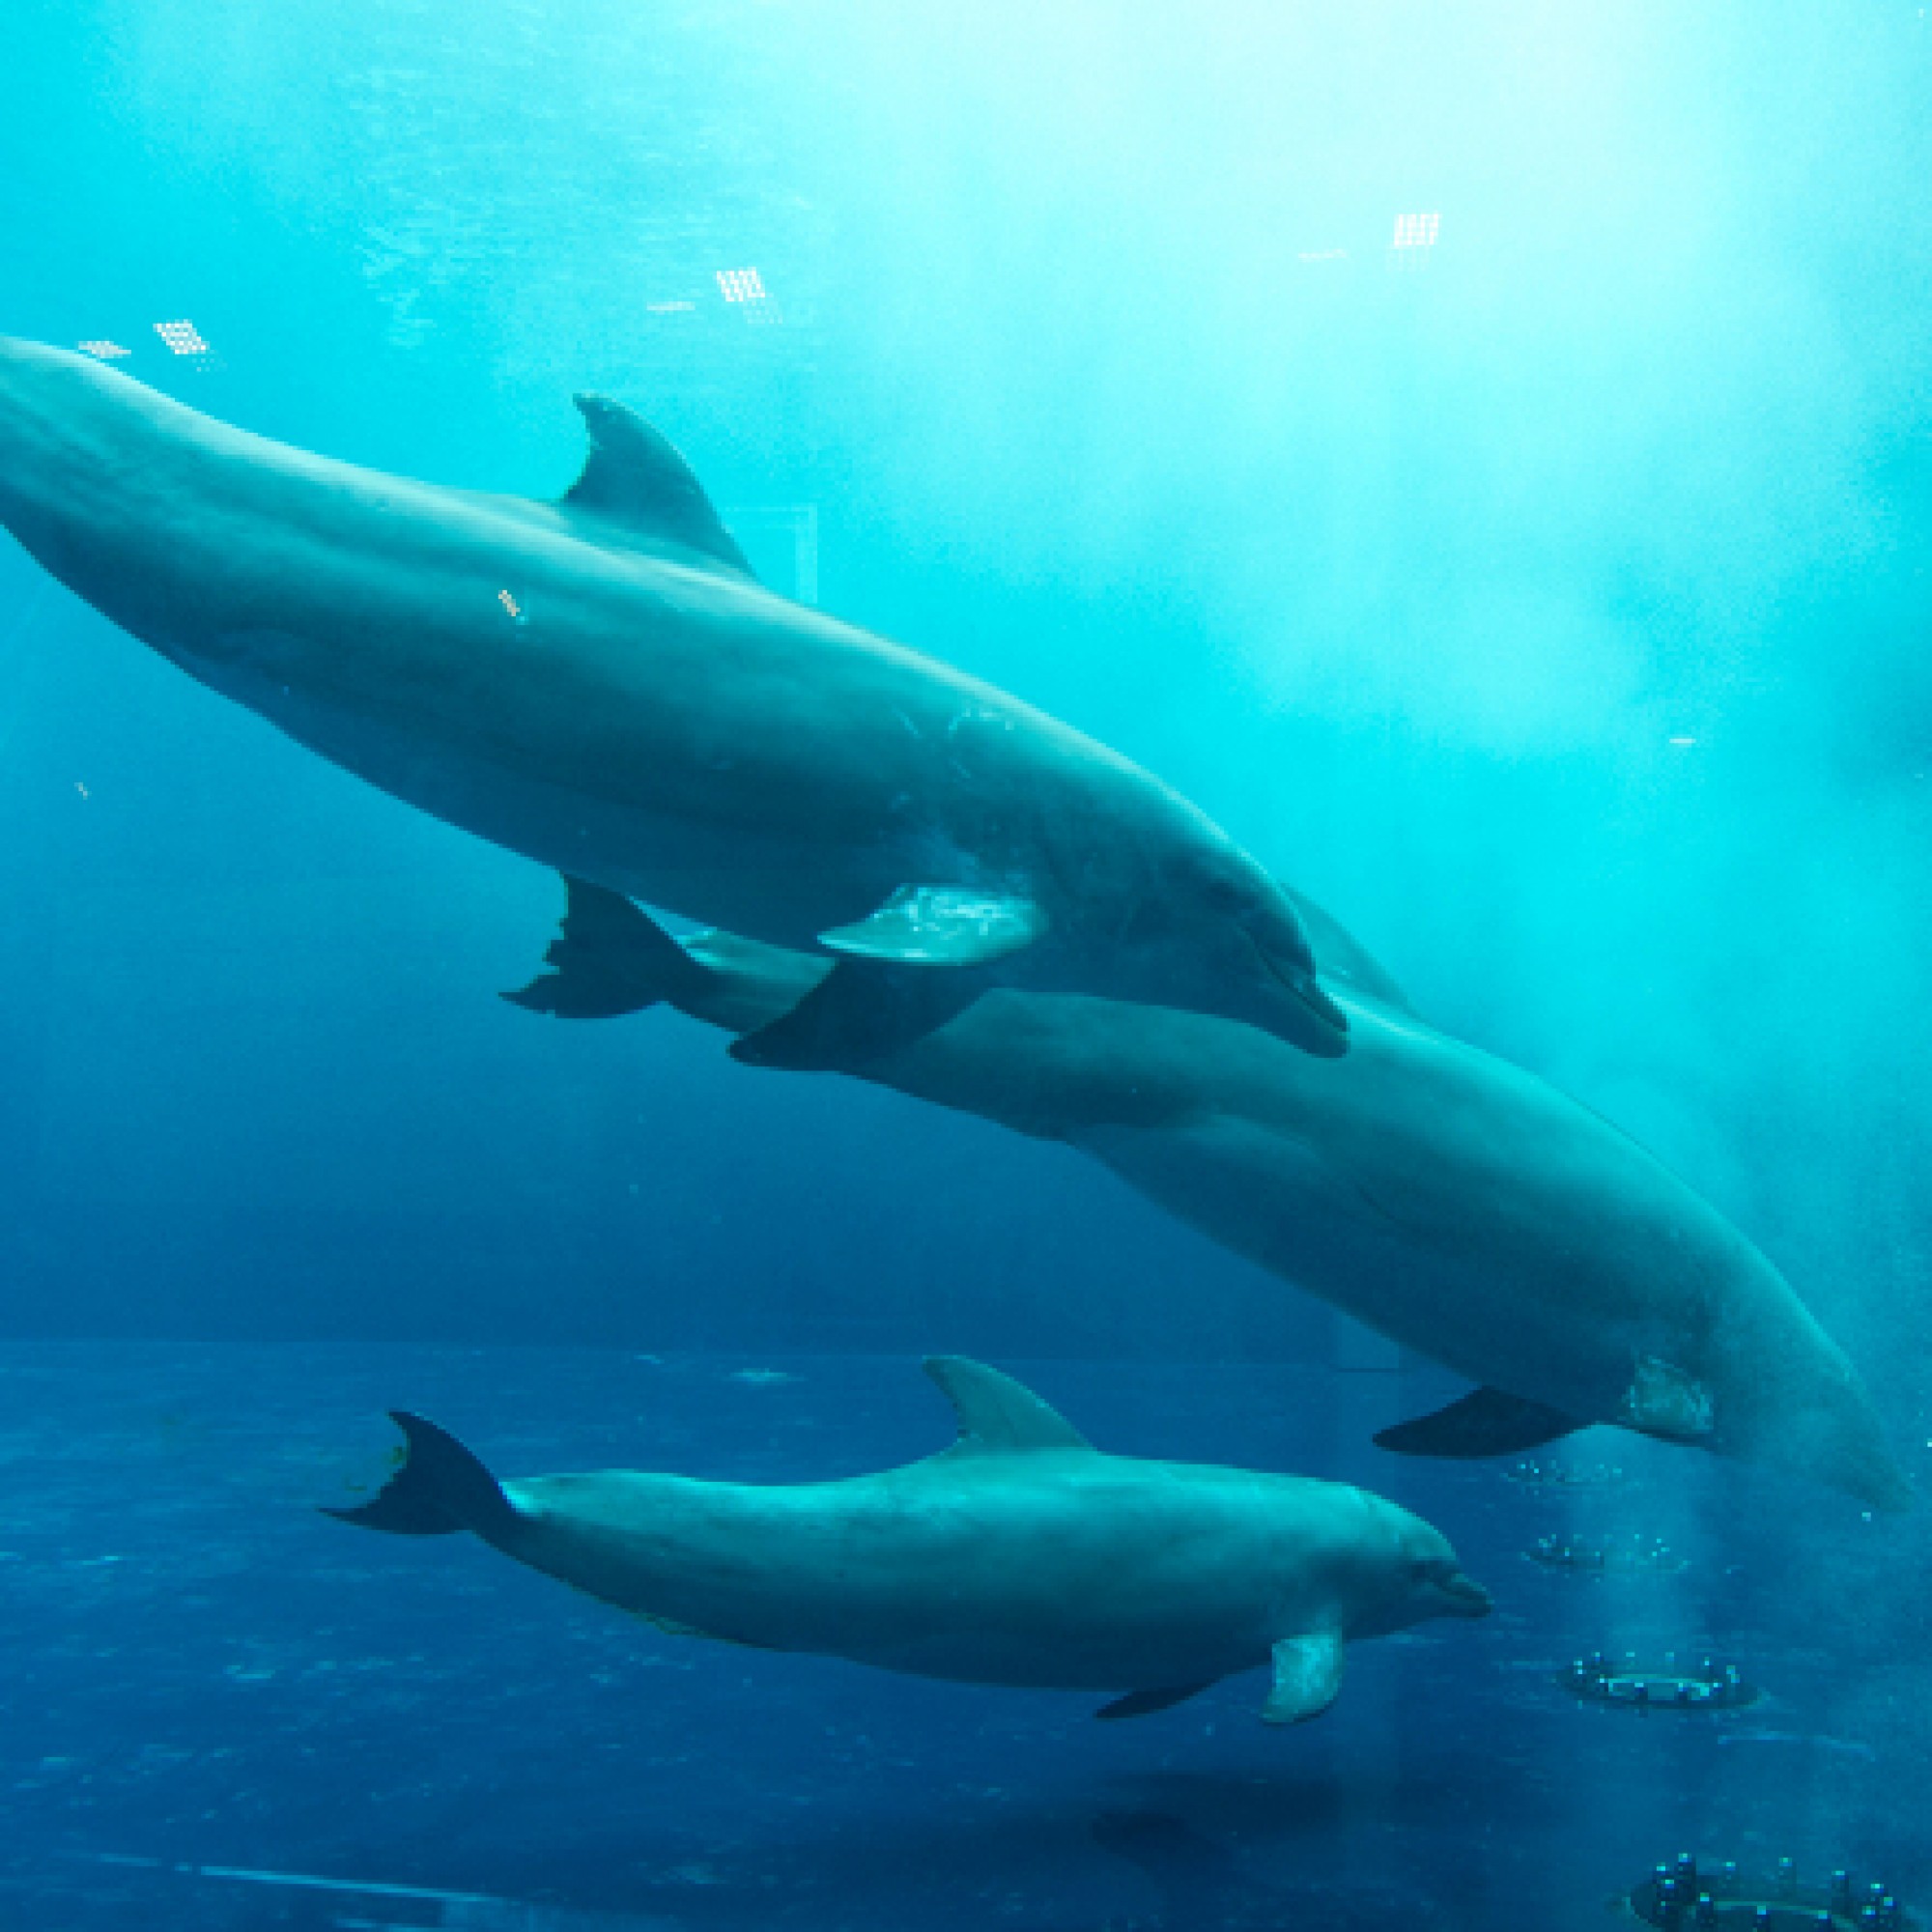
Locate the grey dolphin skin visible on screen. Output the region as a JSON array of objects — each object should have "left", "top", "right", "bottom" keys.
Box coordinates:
[
  {"left": 0, "top": 335, "right": 1345, "bottom": 1065},
  {"left": 512, "top": 880, "right": 1914, "bottom": 1515},
  {"left": 327, "top": 1357, "right": 1491, "bottom": 1722}
]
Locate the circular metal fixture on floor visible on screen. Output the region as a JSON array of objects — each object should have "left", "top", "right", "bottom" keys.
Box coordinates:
[
  {"left": 1559, "top": 1653, "right": 1758, "bottom": 1712},
  {"left": 1506, "top": 1456, "right": 1627, "bottom": 1489},
  {"left": 1527, "top": 1532, "right": 1687, "bottom": 1575},
  {"left": 1627, "top": 1854, "right": 1909, "bottom": 1930}
]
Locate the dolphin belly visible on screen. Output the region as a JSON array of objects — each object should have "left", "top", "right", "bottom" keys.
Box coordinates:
[
  {"left": 1079, "top": 1113, "right": 1646, "bottom": 1425},
  {"left": 197, "top": 643, "right": 906, "bottom": 945}
]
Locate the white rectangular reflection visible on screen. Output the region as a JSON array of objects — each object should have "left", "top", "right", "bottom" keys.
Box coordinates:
[{"left": 154, "top": 320, "right": 211, "bottom": 355}]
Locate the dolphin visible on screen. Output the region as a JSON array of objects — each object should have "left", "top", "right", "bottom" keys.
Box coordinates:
[
  {"left": 509, "top": 879, "right": 1914, "bottom": 1515},
  {"left": 0, "top": 335, "right": 1346, "bottom": 1065},
  {"left": 327, "top": 1356, "right": 1492, "bottom": 1722}
]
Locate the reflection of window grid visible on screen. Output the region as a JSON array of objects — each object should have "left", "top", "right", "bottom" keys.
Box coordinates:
[
  {"left": 717, "top": 268, "right": 782, "bottom": 326},
  {"left": 78, "top": 340, "right": 130, "bottom": 360},
  {"left": 154, "top": 320, "right": 211, "bottom": 355},
  {"left": 1391, "top": 212, "right": 1440, "bottom": 249}
]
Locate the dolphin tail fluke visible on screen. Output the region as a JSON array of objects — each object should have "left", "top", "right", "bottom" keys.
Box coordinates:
[
  {"left": 1374, "top": 1386, "right": 1583, "bottom": 1459},
  {"left": 323, "top": 1412, "right": 520, "bottom": 1541},
  {"left": 503, "top": 874, "right": 713, "bottom": 1018},
  {"left": 730, "top": 957, "right": 988, "bottom": 1071}
]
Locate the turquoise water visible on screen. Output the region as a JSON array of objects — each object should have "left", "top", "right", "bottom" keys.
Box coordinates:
[{"left": 3, "top": 2, "right": 1930, "bottom": 1925}]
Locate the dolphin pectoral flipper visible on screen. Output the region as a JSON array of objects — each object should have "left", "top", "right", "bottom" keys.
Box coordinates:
[
  {"left": 1373, "top": 1387, "right": 1584, "bottom": 1460},
  {"left": 1262, "top": 1634, "right": 1344, "bottom": 1725},
  {"left": 1095, "top": 1682, "right": 1218, "bottom": 1721},
  {"left": 728, "top": 956, "right": 990, "bottom": 1071},
  {"left": 730, "top": 886, "right": 1044, "bottom": 1067},
  {"left": 819, "top": 886, "right": 1048, "bottom": 968},
  {"left": 323, "top": 1412, "right": 519, "bottom": 1541},
  {"left": 503, "top": 875, "right": 715, "bottom": 1018}
]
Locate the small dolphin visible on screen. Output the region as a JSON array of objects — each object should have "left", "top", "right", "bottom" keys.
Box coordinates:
[
  {"left": 0, "top": 336, "right": 1345, "bottom": 1065},
  {"left": 509, "top": 881, "right": 1913, "bottom": 1514},
  {"left": 327, "top": 1357, "right": 1491, "bottom": 1722}
]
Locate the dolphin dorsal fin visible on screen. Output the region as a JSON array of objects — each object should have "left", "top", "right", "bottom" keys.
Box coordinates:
[
  {"left": 923, "top": 1356, "right": 1092, "bottom": 1454},
  {"left": 560, "top": 393, "right": 755, "bottom": 578}
]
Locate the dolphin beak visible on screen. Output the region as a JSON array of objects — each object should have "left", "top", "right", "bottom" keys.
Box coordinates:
[
  {"left": 1437, "top": 1571, "right": 1493, "bottom": 1618},
  {"left": 1255, "top": 947, "right": 1350, "bottom": 1059},
  {"left": 1292, "top": 974, "right": 1349, "bottom": 1037},
  {"left": 1236, "top": 906, "right": 1350, "bottom": 1058}
]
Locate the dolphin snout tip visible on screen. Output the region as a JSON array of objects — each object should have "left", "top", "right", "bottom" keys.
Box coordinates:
[
  {"left": 1441, "top": 1572, "right": 1492, "bottom": 1618},
  {"left": 1281, "top": 977, "right": 1350, "bottom": 1058},
  {"left": 1298, "top": 978, "right": 1349, "bottom": 1037}
]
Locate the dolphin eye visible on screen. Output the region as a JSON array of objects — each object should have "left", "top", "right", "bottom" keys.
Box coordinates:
[{"left": 1202, "top": 877, "right": 1246, "bottom": 913}]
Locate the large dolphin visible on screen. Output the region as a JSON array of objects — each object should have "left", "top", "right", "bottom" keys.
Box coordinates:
[
  {"left": 511, "top": 880, "right": 1914, "bottom": 1514},
  {"left": 0, "top": 335, "right": 1346, "bottom": 1065},
  {"left": 327, "top": 1356, "right": 1492, "bottom": 1722}
]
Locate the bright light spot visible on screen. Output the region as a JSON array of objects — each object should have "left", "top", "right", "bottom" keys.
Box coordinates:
[
  {"left": 154, "top": 320, "right": 211, "bottom": 356},
  {"left": 77, "top": 340, "right": 130, "bottom": 360},
  {"left": 74, "top": 781, "right": 89, "bottom": 799},
  {"left": 1391, "top": 212, "right": 1441, "bottom": 249},
  {"left": 498, "top": 589, "right": 522, "bottom": 619},
  {"left": 716, "top": 268, "right": 781, "bottom": 327},
  {"left": 1668, "top": 735, "right": 1697, "bottom": 748}
]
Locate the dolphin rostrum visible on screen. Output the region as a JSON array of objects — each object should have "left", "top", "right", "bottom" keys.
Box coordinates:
[
  {"left": 510, "top": 879, "right": 1914, "bottom": 1515},
  {"left": 0, "top": 336, "right": 1346, "bottom": 1065},
  {"left": 327, "top": 1356, "right": 1492, "bottom": 1721}
]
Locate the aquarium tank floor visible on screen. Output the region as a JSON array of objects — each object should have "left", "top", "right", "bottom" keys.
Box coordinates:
[{"left": 0, "top": 1342, "right": 1923, "bottom": 1930}]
